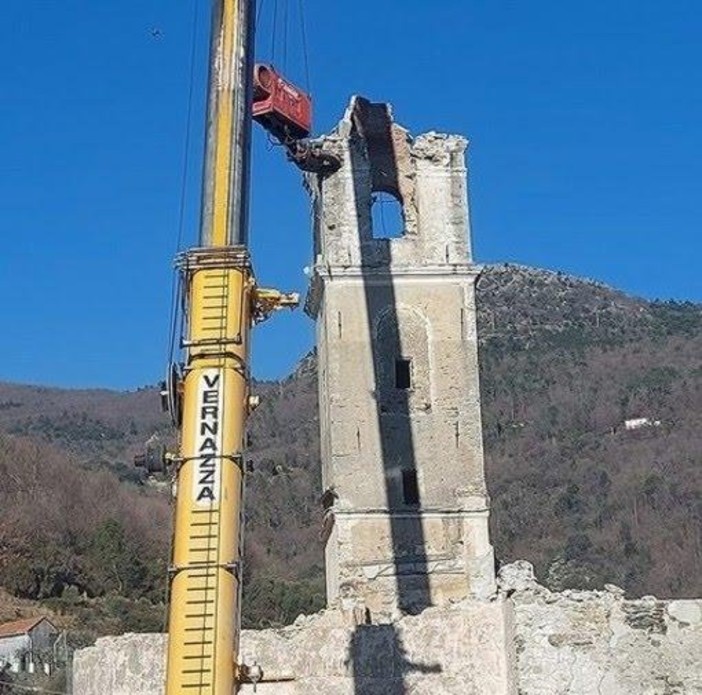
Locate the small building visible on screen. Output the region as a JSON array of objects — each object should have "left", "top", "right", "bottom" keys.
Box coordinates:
[
  {"left": 624, "top": 417, "right": 662, "bottom": 431},
  {"left": 0, "top": 616, "right": 59, "bottom": 673}
]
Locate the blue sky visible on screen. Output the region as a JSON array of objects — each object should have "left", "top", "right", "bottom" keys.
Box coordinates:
[{"left": 0, "top": 0, "right": 700, "bottom": 389}]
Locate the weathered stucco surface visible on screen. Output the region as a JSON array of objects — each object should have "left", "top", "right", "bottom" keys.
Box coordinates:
[
  {"left": 73, "top": 599, "right": 515, "bottom": 695},
  {"left": 73, "top": 563, "right": 702, "bottom": 694},
  {"left": 501, "top": 562, "right": 702, "bottom": 695}
]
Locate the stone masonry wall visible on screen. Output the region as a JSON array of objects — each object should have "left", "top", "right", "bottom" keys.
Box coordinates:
[
  {"left": 73, "top": 599, "right": 515, "bottom": 695},
  {"left": 73, "top": 562, "right": 702, "bottom": 694},
  {"left": 501, "top": 562, "right": 702, "bottom": 695}
]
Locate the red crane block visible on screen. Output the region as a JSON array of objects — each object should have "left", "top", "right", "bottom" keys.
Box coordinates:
[{"left": 252, "top": 64, "right": 312, "bottom": 141}]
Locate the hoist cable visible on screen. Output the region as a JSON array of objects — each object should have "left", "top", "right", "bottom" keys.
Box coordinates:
[
  {"left": 256, "top": 0, "right": 266, "bottom": 28},
  {"left": 175, "top": 0, "right": 200, "bottom": 256},
  {"left": 161, "top": 1, "right": 202, "bottom": 636},
  {"left": 167, "top": 0, "right": 201, "bottom": 365},
  {"left": 270, "top": 0, "right": 279, "bottom": 63},
  {"left": 262, "top": 0, "right": 311, "bottom": 98},
  {"left": 297, "top": 0, "right": 312, "bottom": 94},
  {"left": 282, "top": 0, "right": 290, "bottom": 73}
]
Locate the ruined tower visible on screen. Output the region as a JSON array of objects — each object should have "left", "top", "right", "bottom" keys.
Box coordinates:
[{"left": 305, "top": 98, "right": 496, "bottom": 618}]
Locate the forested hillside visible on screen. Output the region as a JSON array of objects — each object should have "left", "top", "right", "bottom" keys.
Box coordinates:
[
  {"left": 478, "top": 266, "right": 702, "bottom": 596},
  {"left": 0, "top": 264, "right": 699, "bottom": 643}
]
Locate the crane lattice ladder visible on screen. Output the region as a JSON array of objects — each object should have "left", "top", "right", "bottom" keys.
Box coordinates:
[{"left": 166, "top": 248, "right": 252, "bottom": 694}]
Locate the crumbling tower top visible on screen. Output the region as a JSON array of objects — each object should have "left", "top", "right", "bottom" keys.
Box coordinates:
[{"left": 305, "top": 97, "right": 474, "bottom": 289}]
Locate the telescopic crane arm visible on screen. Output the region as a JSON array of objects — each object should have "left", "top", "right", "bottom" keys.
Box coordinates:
[
  {"left": 162, "top": 2, "right": 297, "bottom": 694},
  {"left": 153, "top": 2, "right": 339, "bottom": 693}
]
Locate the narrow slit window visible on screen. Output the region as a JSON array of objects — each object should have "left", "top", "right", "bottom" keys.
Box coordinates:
[
  {"left": 395, "top": 358, "right": 412, "bottom": 390},
  {"left": 402, "top": 469, "right": 420, "bottom": 506}
]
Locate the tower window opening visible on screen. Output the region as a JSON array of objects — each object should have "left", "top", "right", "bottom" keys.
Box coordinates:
[
  {"left": 395, "top": 358, "right": 412, "bottom": 390},
  {"left": 402, "top": 469, "right": 420, "bottom": 506},
  {"left": 371, "top": 192, "right": 404, "bottom": 239}
]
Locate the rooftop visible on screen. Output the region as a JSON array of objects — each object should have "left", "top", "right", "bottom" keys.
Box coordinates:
[{"left": 0, "top": 616, "right": 52, "bottom": 639}]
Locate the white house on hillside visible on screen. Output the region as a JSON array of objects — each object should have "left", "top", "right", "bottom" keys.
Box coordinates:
[{"left": 0, "top": 616, "right": 59, "bottom": 674}]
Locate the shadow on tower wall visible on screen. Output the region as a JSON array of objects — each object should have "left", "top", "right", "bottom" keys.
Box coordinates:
[{"left": 346, "top": 99, "right": 440, "bottom": 694}]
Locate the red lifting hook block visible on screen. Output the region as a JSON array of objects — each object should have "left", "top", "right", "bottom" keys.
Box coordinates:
[{"left": 252, "top": 63, "right": 312, "bottom": 141}]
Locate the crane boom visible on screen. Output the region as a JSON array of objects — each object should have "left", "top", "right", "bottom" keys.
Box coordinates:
[
  {"left": 200, "top": 0, "right": 254, "bottom": 247},
  {"left": 163, "top": 2, "right": 294, "bottom": 693}
]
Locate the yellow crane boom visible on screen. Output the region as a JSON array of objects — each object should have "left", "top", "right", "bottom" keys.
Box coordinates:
[{"left": 163, "top": 2, "right": 296, "bottom": 693}]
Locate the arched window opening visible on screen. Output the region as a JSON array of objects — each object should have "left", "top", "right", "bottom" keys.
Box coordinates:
[{"left": 371, "top": 192, "right": 404, "bottom": 239}]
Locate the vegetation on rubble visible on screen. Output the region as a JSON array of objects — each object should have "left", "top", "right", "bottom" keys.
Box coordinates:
[{"left": 0, "top": 265, "right": 699, "bottom": 644}]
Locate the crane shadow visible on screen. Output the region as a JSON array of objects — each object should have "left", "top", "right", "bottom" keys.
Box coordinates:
[
  {"left": 349, "top": 623, "right": 441, "bottom": 694},
  {"left": 347, "top": 99, "right": 440, "bottom": 693}
]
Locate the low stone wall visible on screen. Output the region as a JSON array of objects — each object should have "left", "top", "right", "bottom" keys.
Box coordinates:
[
  {"left": 73, "top": 599, "right": 515, "bottom": 695},
  {"left": 73, "top": 633, "right": 165, "bottom": 695},
  {"left": 73, "top": 563, "right": 702, "bottom": 695},
  {"left": 501, "top": 562, "right": 702, "bottom": 694}
]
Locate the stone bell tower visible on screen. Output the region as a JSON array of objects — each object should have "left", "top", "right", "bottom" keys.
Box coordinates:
[{"left": 305, "top": 98, "right": 495, "bottom": 618}]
